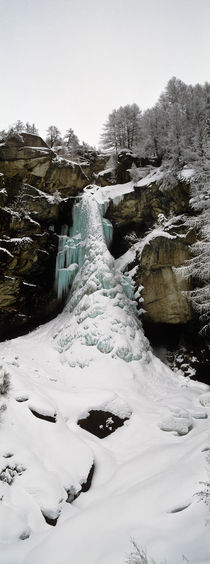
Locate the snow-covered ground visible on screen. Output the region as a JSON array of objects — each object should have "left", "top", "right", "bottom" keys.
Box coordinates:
[{"left": 0, "top": 188, "right": 209, "bottom": 564}]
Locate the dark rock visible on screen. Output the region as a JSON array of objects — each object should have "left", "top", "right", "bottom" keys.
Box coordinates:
[
  {"left": 78, "top": 410, "right": 129, "bottom": 438},
  {"left": 0, "top": 134, "right": 88, "bottom": 195},
  {"left": 42, "top": 512, "right": 59, "bottom": 527},
  {"left": 66, "top": 463, "right": 95, "bottom": 503},
  {"left": 137, "top": 235, "right": 192, "bottom": 325},
  {"left": 106, "top": 179, "right": 191, "bottom": 256},
  {"left": 0, "top": 173, "right": 5, "bottom": 188},
  {"left": 19, "top": 529, "right": 31, "bottom": 540},
  {"left": 21, "top": 133, "right": 49, "bottom": 148},
  {"left": 29, "top": 408, "right": 57, "bottom": 423},
  {"left": 81, "top": 463, "right": 95, "bottom": 493}
]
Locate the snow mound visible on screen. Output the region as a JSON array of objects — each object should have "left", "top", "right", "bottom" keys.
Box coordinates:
[{"left": 159, "top": 408, "right": 193, "bottom": 435}]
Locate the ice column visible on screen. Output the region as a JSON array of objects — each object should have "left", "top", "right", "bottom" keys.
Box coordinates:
[{"left": 55, "top": 194, "right": 113, "bottom": 301}]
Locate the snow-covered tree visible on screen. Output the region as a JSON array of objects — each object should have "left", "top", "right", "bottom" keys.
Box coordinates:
[
  {"left": 139, "top": 77, "right": 210, "bottom": 168},
  {"left": 25, "top": 122, "right": 39, "bottom": 135},
  {"left": 0, "top": 129, "right": 7, "bottom": 141},
  {"left": 0, "top": 366, "right": 10, "bottom": 420},
  {"left": 64, "top": 128, "right": 80, "bottom": 159},
  {"left": 101, "top": 104, "right": 141, "bottom": 153},
  {"left": 46, "top": 125, "right": 61, "bottom": 148},
  {"left": 129, "top": 162, "right": 140, "bottom": 183},
  {"left": 11, "top": 120, "right": 25, "bottom": 134}
]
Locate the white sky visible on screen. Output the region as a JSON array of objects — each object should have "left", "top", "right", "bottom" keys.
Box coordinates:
[{"left": 0, "top": 0, "right": 209, "bottom": 147}]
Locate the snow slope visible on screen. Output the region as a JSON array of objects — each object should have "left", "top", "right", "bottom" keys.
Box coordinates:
[{"left": 0, "top": 188, "right": 209, "bottom": 564}]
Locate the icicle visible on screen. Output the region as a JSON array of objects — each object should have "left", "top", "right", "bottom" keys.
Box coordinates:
[
  {"left": 55, "top": 190, "right": 132, "bottom": 306},
  {"left": 102, "top": 218, "right": 113, "bottom": 248}
]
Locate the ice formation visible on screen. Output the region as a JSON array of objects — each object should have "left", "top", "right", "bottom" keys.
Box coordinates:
[
  {"left": 54, "top": 188, "right": 150, "bottom": 365},
  {"left": 55, "top": 190, "right": 114, "bottom": 302}
]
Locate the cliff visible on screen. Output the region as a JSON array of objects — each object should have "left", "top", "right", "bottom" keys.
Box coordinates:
[{"left": 0, "top": 137, "right": 208, "bottom": 380}]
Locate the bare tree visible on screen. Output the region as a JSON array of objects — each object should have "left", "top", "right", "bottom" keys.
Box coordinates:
[
  {"left": 46, "top": 125, "right": 61, "bottom": 148},
  {"left": 101, "top": 104, "right": 141, "bottom": 153},
  {"left": 25, "top": 122, "right": 39, "bottom": 135}
]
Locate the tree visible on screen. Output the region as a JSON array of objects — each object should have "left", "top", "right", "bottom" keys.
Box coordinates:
[
  {"left": 12, "top": 120, "right": 25, "bottom": 134},
  {"left": 25, "top": 122, "right": 39, "bottom": 135},
  {"left": 64, "top": 128, "right": 80, "bottom": 159},
  {"left": 129, "top": 162, "right": 140, "bottom": 183},
  {"left": 46, "top": 125, "right": 61, "bottom": 148},
  {"left": 139, "top": 77, "right": 210, "bottom": 168},
  {"left": 101, "top": 104, "right": 141, "bottom": 153},
  {"left": 0, "top": 129, "right": 7, "bottom": 141}
]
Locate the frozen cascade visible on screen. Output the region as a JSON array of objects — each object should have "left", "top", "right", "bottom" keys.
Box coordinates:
[
  {"left": 55, "top": 194, "right": 113, "bottom": 301},
  {"left": 53, "top": 189, "right": 150, "bottom": 365}
]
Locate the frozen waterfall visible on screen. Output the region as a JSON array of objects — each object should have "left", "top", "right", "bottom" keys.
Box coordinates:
[
  {"left": 53, "top": 187, "right": 150, "bottom": 366},
  {"left": 55, "top": 190, "right": 113, "bottom": 301}
]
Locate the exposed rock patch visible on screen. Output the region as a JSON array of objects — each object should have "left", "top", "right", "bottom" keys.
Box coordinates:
[
  {"left": 78, "top": 410, "right": 129, "bottom": 438},
  {"left": 0, "top": 134, "right": 88, "bottom": 196},
  {"left": 66, "top": 464, "right": 95, "bottom": 503},
  {"left": 137, "top": 235, "right": 192, "bottom": 325},
  {"left": 169, "top": 503, "right": 191, "bottom": 513},
  {"left": 106, "top": 178, "right": 191, "bottom": 258},
  {"left": 29, "top": 408, "right": 57, "bottom": 423},
  {"left": 41, "top": 512, "right": 59, "bottom": 527},
  {"left": 0, "top": 463, "right": 26, "bottom": 485}
]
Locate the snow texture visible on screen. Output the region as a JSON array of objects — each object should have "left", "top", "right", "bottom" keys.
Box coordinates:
[{"left": 0, "top": 186, "right": 209, "bottom": 564}]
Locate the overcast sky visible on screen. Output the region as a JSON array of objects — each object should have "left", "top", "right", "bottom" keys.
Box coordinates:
[{"left": 0, "top": 0, "right": 209, "bottom": 146}]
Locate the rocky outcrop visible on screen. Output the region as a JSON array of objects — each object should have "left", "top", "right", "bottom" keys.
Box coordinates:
[
  {"left": 136, "top": 236, "right": 192, "bottom": 325},
  {"left": 106, "top": 173, "right": 196, "bottom": 327},
  {"left": 0, "top": 134, "right": 88, "bottom": 196},
  {"left": 0, "top": 217, "right": 58, "bottom": 339},
  {"left": 107, "top": 178, "right": 191, "bottom": 258}
]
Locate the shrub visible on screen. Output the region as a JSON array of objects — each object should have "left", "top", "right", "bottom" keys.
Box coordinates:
[
  {"left": 0, "top": 366, "right": 10, "bottom": 396},
  {"left": 0, "top": 366, "right": 10, "bottom": 419},
  {"left": 126, "top": 539, "right": 167, "bottom": 564}
]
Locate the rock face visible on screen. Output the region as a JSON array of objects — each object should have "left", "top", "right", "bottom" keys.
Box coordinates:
[
  {"left": 0, "top": 134, "right": 85, "bottom": 339},
  {"left": 137, "top": 236, "right": 192, "bottom": 325},
  {"left": 0, "top": 133, "right": 88, "bottom": 196},
  {"left": 0, "top": 135, "right": 204, "bottom": 348},
  {"left": 0, "top": 186, "right": 59, "bottom": 339},
  {"left": 106, "top": 174, "right": 196, "bottom": 328},
  {"left": 107, "top": 179, "right": 190, "bottom": 257}
]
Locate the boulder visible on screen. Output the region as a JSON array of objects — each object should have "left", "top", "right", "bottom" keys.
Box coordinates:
[
  {"left": 136, "top": 236, "right": 192, "bottom": 325},
  {"left": 0, "top": 134, "right": 88, "bottom": 196}
]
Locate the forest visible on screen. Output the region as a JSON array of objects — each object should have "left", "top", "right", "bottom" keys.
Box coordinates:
[{"left": 1, "top": 77, "right": 209, "bottom": 170}]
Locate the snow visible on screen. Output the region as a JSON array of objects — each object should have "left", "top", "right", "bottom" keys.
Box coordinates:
[
  {"left": 22, "top": 282, "right": 37, "bottom": 288},
  {"left": 94, "top": 181, "right": 134, "bottom": 207},
  {"left": 0, "top": 188, "right": 209, "bottom": 564},
  {"left": 116, "top": 227, "right": 175, "bottom": 273},
  {"left": 52, "top": 155, "right": 83, "bottom": 169},
  {"left": 136, "top": 168, "right": 165, "bottom": 187},
  {"left": 97, "top": 167, "right": 113, "bottom": 177},
  {"left": 178, "top": 168, "right": 195, "bottom": 182},
  {"left": 26, "top": 147, "right": 50, "bottom": 155},
  {"left": 9, "top": 237, "right": 33, "bottom": 245},
  {"left": 0, "top": 247, "right": 13, "bottom": 258},
  {"left": 19, "top": 185, "right": 61, "bottom": 204}
]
